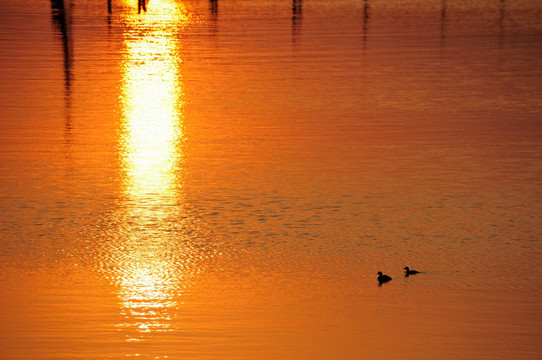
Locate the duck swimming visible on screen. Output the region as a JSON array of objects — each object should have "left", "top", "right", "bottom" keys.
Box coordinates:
[
  {"left": 377, "top": 271, "right": 392, "bottom": 284},
  {"left": 404, "top": 267, "right": 420, "bottom": 276}
]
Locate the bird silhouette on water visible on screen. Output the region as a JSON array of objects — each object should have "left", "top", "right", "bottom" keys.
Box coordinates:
[
  {"left": 404, "top": 266, "right": 420, "bottom": 277},
  {"left": 377, "top": 271, "right": 392, "bottom": 285}
]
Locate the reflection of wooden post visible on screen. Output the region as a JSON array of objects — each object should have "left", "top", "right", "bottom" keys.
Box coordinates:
[
  {"left": 362, "top": 0, "right": 369, "bottom": 47},
  {"left": 108, "top": 0, "right": 111, "bottom": 14},
  {"left": 138, "top": 0, "right": 147, "bottom": 13},
  {"left": 292, "top": 0, "right": 302, "bottom": 40},
  {"left": 499, "top": 0, "right": 506, "bottom": 44},
  {"left": 292, "top": 0, "right": 302, "bottom": 20},
  {"left": 440, "top": 0, "right": 447, "bottom": 40},
  {"left": 499, "top": 0, "right": 506, "bottom": 30},
  {"left": 210, "top": 0, "right": 218, "bottom": 16},
  {"left": 50, "top": 0, "right": 73, "bottom": 143},
  {"left": 50, "top": 0, "right": 72, "bottom": 91}
]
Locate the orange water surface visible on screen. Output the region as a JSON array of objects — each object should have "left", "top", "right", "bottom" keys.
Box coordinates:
[{"left": 1, "top": 0, "right": 542, "bottom": 359}]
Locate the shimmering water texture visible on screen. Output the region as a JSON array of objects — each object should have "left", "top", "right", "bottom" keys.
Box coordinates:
[{"left": 1, "top": 0, "right": 542, "bottom": 359}]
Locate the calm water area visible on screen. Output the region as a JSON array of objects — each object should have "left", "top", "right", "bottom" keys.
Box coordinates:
[{"left": 1, "top": 0, "right": 542, "bottom": 358}]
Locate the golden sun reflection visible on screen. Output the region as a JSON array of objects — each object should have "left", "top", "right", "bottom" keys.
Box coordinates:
[{"left": 116, "top": 0, "right": 192, "bottom": 340}]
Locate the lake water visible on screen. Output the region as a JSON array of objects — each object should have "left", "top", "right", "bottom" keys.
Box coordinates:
[{"left": 1, "top": 0, "right": 542, "bottom": 358}]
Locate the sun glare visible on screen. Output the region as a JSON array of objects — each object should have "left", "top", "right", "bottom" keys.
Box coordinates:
[{"left": 116, "top": 0, "right": 191, "bottom": 339}]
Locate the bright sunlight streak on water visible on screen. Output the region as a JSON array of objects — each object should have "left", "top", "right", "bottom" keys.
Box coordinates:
[
  {"left": 1, "top": 0, "right": 541, "bottom": 358},
  {"left": 116, "top": 0, "right": 190, "bottom": 340}
]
